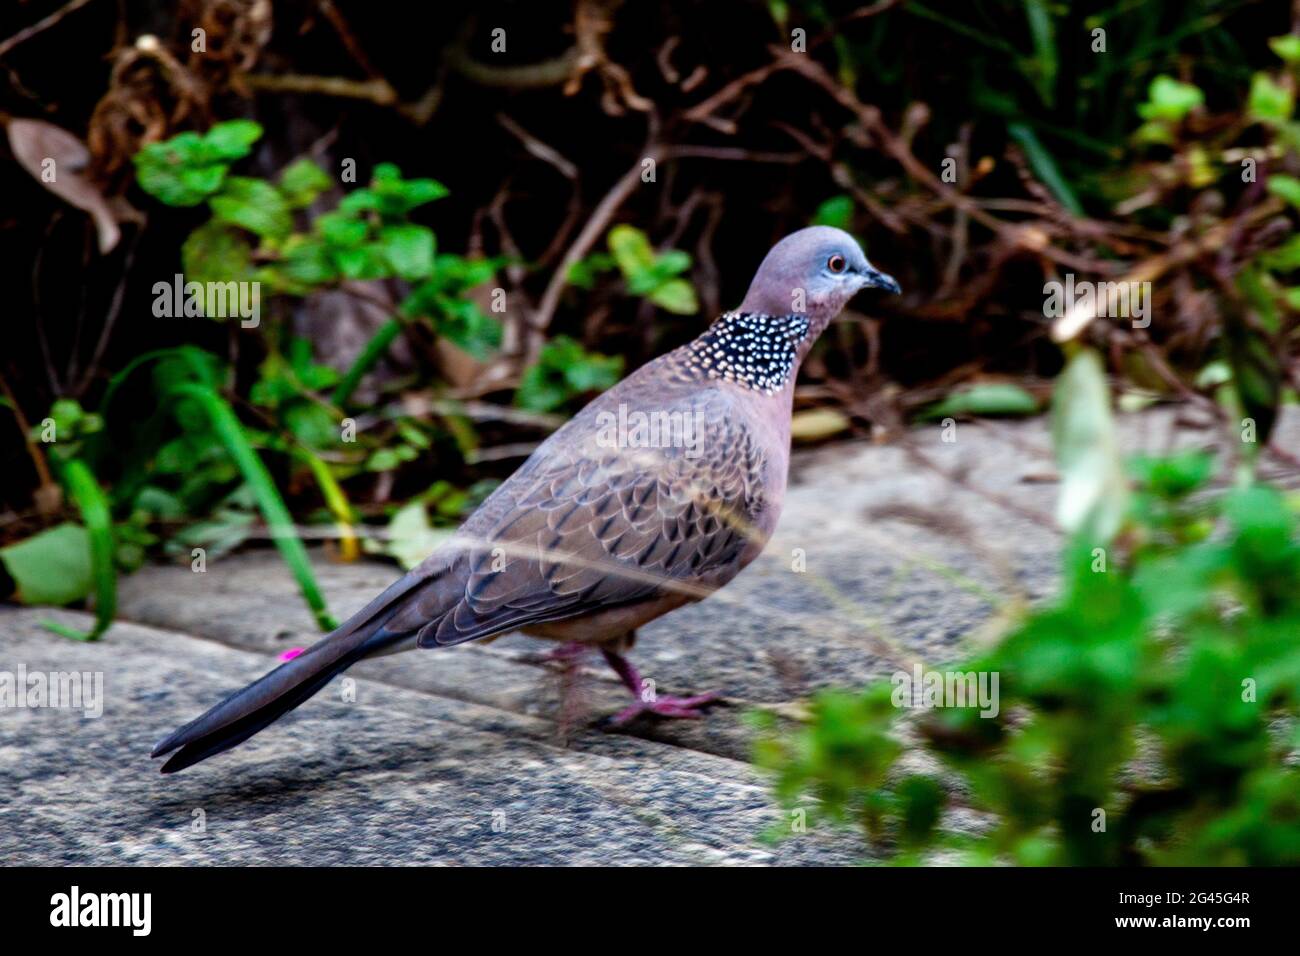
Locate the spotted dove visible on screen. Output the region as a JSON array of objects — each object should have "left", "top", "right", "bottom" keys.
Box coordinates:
[{"left": 152, "top": 225, "right": 899, "bottom": 772}]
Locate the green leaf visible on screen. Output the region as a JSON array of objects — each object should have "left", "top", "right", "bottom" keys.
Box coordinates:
[
  {"left": 516, "top": 336, "right": 621, "bottom": 412},
  {"left": 280, "top": 237, "right": 339, "bottom": 286},
  {"left": 607, "top": 225, "right": 698, "bottom": 312},
  {"left": 284, "top": 402, "right": 341, "bottom": 450},
  {"left": 182, "top": 221, "right": 253, "bottom": 291},
  {"left": 1260, "top": 235, "right": 1300, "bottom": 272},
  {"left": 134, "top": 140, "right": 226, "bottom": 206},
  {"left": 202, "top": 120, "right": 263, "bottom": 161},
  {"left": 334, "top": 244, "right": 389, "bottom": 280},
  {"left": 1267, "top": 174, "right": 1300, "bottom": 209},
  {"left": 608, "top": 225, "right": 657, "bottom": 280},
  {"left": 437, "top": 299, "right": 502, "bottom": 359},
  {"left": 1128, "top": 451, "right": 1213, "bottom": 498},
  {"left": 278, "top": 157, "right": 332, "bottom": 208},
  {"left": 812, "top": 195, "right": 855, "bottom": 230},
  {"left": 1051, "top": 348, "right": 1128, "bottom": 543},
  {"left": 515, "top": 367, "right": 569, "bottom": 414},
  {"left": 1249, "top": 73, "right": 1294, "bottom": 124},
  {"left": 651, "top": 249, "right": 692, "bottom": 281},
  {"left": 339, "top": 188, "right": 380, "bottom": 214},
  {"left": 397, "top": 178, "right": 449, "bottom": 208},
  {"left": 918, "top": 382, "right": 1039, "bottom": 420},
  {"left": 895, "top": 775, "right": 945, "bottom": 845},
  {"left": 210, "top": 177, "right": 292, "bottom": 239},
  {"left": 1270, "top": 34, "right": 1300, "bottom": 65},
  {"left": 567, "top": 253, "right": 615, "bottom": 289},
  {"left": 369, "top": 163, "right": 448, "bottom": 216},
  {"left": 648, "top": 278, "right": 698, "bottom": 314},
  {"left": 132, "top": 122, "right": 263, "bottom": 206},
  {"left": 1009, "top": 122, "right": 1082, "bottom": 216},
  {"left": 376, "top": 224, "right": 435, "bottom": 280},
  {"left": 317, "top": 210, "right": 368, "bottom": 248},
  {"left": 178, "top": 164, "right": 227, "bottom": 197},
  {"left": 1137, "top": 75, "right": 1205, "bottom": 122},
  {"left": 0, "top": 523, "right": 92, "bottom": 606}
]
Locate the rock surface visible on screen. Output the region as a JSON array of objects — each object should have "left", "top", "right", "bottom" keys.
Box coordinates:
[{"left": 3, "top": 407, "right": 1291, "bottom": 864}]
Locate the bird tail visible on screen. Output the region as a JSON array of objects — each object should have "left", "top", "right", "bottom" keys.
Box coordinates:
[{"left": 151, "top": 575, "right": 424, "bottom": 774}]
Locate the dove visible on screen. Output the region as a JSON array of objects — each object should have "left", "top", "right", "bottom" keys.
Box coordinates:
[{"left": 152, "top": 225, "right": 899, "bottom": 772}]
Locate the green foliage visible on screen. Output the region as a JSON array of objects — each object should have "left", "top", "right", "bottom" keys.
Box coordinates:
[
  {"left": 171, "top": 375, "right": 338, "bottom": 630},
  {"left": 43, "top": 458, "right": 117, "bottom": 641},
  {"left": 569, "top": 225, "right": 698, "bottom": 315},
  {"left": 1248, "top": 73, "right": 1294, "bottom": 125},
  {"left": 812, "top": 195, "right": 855, "bottom": 230},
  {"left": 916, "top": 382, "right": 1038, "bottom": 420},
  {"left": 401, "top": 254, "right": 503, "bottom": 359},
  {"left": 45, "top": 122, "right": 516, "bottom": 634},
  {"left": 756, "top": 353, "right": 1300, "bottom": 865},
  {"left": 132, "top": 120, "right": 262, "bottom": 206},
  {"left": 1271, "top": 34, "right": 1300, "bottom": 65},
  {"left": 137, "top": 123, "right": 500, "bottom": 363},
  {"left": 516, "top": 336, "right": 623, "bottom": 412},
  {"left": 210, "top": 176, "right": 292, "bottom": 240},
  {"left": 0, "top": 523, "right": 92, "bottom": 607},
  {"left": 1134, "top": 76, "right": 1205, "bottom": 146},
  {"left": 32, "top": 397, "right": 102, "bottom": 460}
]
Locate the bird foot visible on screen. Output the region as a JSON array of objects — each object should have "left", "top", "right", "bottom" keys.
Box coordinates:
[{"left": 606, "top": 691, "right": 723, "bottom": 726}]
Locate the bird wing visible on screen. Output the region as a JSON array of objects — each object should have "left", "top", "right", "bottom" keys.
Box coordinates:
[{"left": 370, "top": 390, "right": 772, "bottom": 649}]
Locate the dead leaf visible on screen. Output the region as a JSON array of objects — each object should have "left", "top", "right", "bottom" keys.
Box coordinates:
[
  {"left": 791, "top": 408, "right": 851, "bottom": 442},
  {"left": 8, "top": 118, "right": 122, "bottom": 253}
]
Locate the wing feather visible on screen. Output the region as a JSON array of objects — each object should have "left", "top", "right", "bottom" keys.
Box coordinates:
[{"left": 398, "top": 389, "right": 770, "bottom": 648}]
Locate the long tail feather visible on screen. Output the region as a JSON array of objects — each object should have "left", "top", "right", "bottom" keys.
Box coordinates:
[
  {"left": 152, "top": 571, "right": 432, "bottom": 773},
  {"left": 151, "top": 626, "right": 407, "bottom": 773}
]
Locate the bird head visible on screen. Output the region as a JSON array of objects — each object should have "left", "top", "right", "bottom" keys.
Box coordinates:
[{"left": 738, "top": 225, "right": 899, "bottom": 330}]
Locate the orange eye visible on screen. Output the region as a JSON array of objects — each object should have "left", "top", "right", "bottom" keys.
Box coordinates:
[{"left": 827, "top": 254, "right": 847, "bottom": 274}]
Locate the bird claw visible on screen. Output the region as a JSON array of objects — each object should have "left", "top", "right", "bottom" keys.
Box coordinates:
[{"left": 605, "top": 692, "right": 723, "bottom": 726}]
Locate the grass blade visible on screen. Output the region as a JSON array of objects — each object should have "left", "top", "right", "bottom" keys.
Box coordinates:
[
  {"left": 296, "top": 447, "right": 360, "bottom": 561},
  {"left": 173, "top": 383, "right": 338, "bottom": 631},
  {"left": 42, "top": 458, "right": 116, "bottom": 641},
  {"left": 332, "top": 316, "right": 402, "bottom": 407}
]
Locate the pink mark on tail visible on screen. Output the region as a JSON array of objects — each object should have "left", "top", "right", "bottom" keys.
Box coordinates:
[{"left": 279, "top": 647, "right": 306, "bottom": 662}]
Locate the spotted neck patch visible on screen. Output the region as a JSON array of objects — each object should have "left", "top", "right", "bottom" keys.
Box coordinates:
[{"left": 681, "top": 312, "right": 812, "bottom": 394}]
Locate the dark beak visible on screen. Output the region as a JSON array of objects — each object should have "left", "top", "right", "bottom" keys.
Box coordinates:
[{"left": 859, "top": 265, "right": 901, "bottom": 295}]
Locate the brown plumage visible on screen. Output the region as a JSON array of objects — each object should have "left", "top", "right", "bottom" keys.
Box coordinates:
[{"left": 152, "top": 226, "right": 899, "bottom": 772}]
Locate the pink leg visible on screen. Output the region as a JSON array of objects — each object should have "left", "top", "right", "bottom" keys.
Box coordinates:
[{"left": 600, "top": 649, "right": 721, "bottom": 725}]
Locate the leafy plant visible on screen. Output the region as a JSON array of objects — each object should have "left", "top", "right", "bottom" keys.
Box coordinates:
[
  {"left": 516, "top": 336, "right": 623, "bottom": 413},
  {"left": 756, "top": 349, "right": 1300, "bottom": 865},
  {"left": 568, "top": 225, "right": 698, "bottom": 315},
  {"left": 132, "top": 120, "right": 262, "bottom": 206},
  {"left": 137, "top": 123, "right": 503, "bottom": 367},
  {"left": 4, "top": 124, "right": 518, "bottom": 636}
]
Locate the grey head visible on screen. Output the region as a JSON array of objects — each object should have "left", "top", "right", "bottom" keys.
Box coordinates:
[{"left": 738, "top": 225, "right": 899, "bottom": 330}]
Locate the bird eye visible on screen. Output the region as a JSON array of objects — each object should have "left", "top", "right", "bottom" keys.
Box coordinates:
[{"left": 827, "top": 254, "right": 846, "bottom": 274}]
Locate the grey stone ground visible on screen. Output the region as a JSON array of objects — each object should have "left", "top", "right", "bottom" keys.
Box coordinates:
[{"left": 2, "top": 407, "right": 1295, "bottom": 864}]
